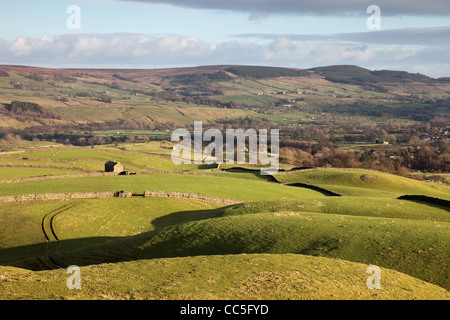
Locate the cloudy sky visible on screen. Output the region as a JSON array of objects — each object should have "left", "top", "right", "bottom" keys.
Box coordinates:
[{"left": 0, "top": 0, "right": 449, "bottom": 77}]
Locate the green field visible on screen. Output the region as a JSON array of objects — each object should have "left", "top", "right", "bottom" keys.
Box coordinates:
[
  {"left": 44, "top": 210, "right": 448, "bottom": 289},
  {"left": 1, "top": 254, "right": 449, "bottom": 300},
  {"left": 0, "top": 146, "right": 206, "bottom": 175},
  {"left": 0, "top": 167, "right": 83, "bottom": 179},
  {"left": 275, "top": 169, "right": 450, "bottom": 200},
  {"left": 0, "top": 173, "right": 324, "bottom": 200},
  {"left": 219, "top": 197, "right": 449, "bottom": 222},
  {"left": 0, "top": 198, "right": 223, "bottom": 266}
]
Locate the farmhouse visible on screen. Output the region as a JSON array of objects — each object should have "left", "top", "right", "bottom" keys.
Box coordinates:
[{"left": 105, "top": 161, "right": 124, "bottom": 173}]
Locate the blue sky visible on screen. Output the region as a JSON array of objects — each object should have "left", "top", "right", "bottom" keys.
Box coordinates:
[{"left": 1, "top": 0, "right": 449, "bottom": 77}]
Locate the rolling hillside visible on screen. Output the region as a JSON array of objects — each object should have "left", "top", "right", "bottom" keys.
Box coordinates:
[
  {"left": 274, "top": 168, "right": 450, "bottom": 199},
  {"left": 0, "top": 64, "right": 449, "bottom": 300},
  {"left": 1, "top": 254, "right": 449, "bottom": 300},
  {"left": 0, "top": 143, "right": 448, "bottom": 300}
]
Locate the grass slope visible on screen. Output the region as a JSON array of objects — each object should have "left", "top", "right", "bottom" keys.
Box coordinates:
[
  {"left": 219, "top": 197, "right": 449, "bottom": 222},
  {"left": 0, "top": 147, "right": 448, "bottom": 300},
  {"left": 275, "top": 169, "right": 450, "bottom": 199},
  {"left": 48, "top": 211, "right": 449, "bottom": 290},
  {"left": 0, "top": 198, "right": 222, "bottom": 266},
  {"left": 1, "top": 254, "right": 449, "bottom": 300}
]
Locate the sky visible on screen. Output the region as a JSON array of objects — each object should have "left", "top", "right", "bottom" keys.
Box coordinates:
[{"left": 0, "top": 0, "right": 449, "bottom": 77}]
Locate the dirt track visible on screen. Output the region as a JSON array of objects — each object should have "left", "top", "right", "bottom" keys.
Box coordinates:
[{"left": 39, "top": 202, "right": 81, "bottom": 269}]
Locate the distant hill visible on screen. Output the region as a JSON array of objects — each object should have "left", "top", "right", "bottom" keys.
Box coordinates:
[
  {"left": 225, "top": 65, "right": 310, "bottom": 79},
  {"left": 0, "top": 64, "right": 448, "bottom": 131},
  {"left": 310, "top": 65, "right": 436, "bottom": 86},
  {"left": 0, "top": 63, "right": 442, "bottom": 86}
]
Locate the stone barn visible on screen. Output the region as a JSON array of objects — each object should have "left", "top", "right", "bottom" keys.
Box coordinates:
[{"left": 105, "top": 161, "right": 124, "bottom": 173}]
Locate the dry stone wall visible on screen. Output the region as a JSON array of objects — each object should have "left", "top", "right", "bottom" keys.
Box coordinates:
[{"left": 0, "top": 190, "right": 242, "bottom": 204}]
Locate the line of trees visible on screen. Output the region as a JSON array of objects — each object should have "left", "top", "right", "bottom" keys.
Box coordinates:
[{"left": 1, "top": 101, "right": 60, "bottom": 120}]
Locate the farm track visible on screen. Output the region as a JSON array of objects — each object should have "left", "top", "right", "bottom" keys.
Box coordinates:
[
  {"left": 40, "top": 202, "right": 81, "bottom": 269},
  {"left": 48, "top": 203, "right": 81, "bottom": 241},
  {"left": 41, "top": 203, "right": 72, "bottom": 242}
]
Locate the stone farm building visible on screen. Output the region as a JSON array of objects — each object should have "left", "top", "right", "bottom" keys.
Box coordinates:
[{"left": 105, "top": 161, "right": 124, "bottom": 173}]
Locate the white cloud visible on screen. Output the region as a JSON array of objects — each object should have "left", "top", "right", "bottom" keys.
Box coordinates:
[
  {"left": 10, "top": 37, "right": 34, "bottom": 56},
  {"left": 0, "top": 33, "right": 448, "bottom": 77},
  {"left": 236, "top": 27, "right": 450, "bottom": 46},
  {"left": 248, "top": 12, "right": 269, "bottom": 22}
]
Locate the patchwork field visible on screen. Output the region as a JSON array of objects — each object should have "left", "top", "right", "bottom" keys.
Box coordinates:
[{"left": 0, "top": 143, "right": 449, "bottom": 300}]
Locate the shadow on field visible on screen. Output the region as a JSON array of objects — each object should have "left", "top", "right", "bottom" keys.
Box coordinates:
[
  {"left": 0, "top": 206, "right": 236, "bottom": 272},
  {"left": 397, "top": 195, "right": 450, "bottom": 211},
  {"left": 0, "top": 237, "right": 121, "bottom": 271},
  {"left": 150, "top": 206, "right": 230, "bottom": 229},
  {"left": 0, "top": 206, "right": 231, "bottom": 271}
]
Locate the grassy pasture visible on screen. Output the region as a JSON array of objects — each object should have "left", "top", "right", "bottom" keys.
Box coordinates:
[
  {"left": 0, "top": 156, "right": 104, "bottom": 172},
  {"left": 48, "top": 211, "right": 449, "bottom": 289},
  {"left": 219, "top": 197, "right": 449, "bottom": 222},
  {"left": 0, "top": 167, "right": 83, "bottom": 179},
  {"left": 275, "top": 169, "right": 450, "bottom": 200},
  {"left": 2, "top": 193, "right": 447, "bottom": 268},
  {"left": 0, "top": 145, "right": 283, "bottom": 181},
  {"left": 200, "top": 169, "right": 275, "bottom": 182},
  {"left": 0, "top": 173, "right": 325, "bottom": 200},
  {"left": 0, "top": 198, "right": 222, "bottom": 247},
  {"left": 0, "top": 143, "right": 448, "bottom": 300},
  {"left": 0, "top": 198, "right": 222, "bottom": 267},
  {"left": 111, "top": 141, "right": 175, "bottom": 155},
  {"left": 0, "top": 147, "right": 199, "bottom": 172},
  {"left": 54, "top": 198, "right": 223, "bottom": 238},
  {"left": 47, "top": 103, "right": 255, "bottom": 125}
]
